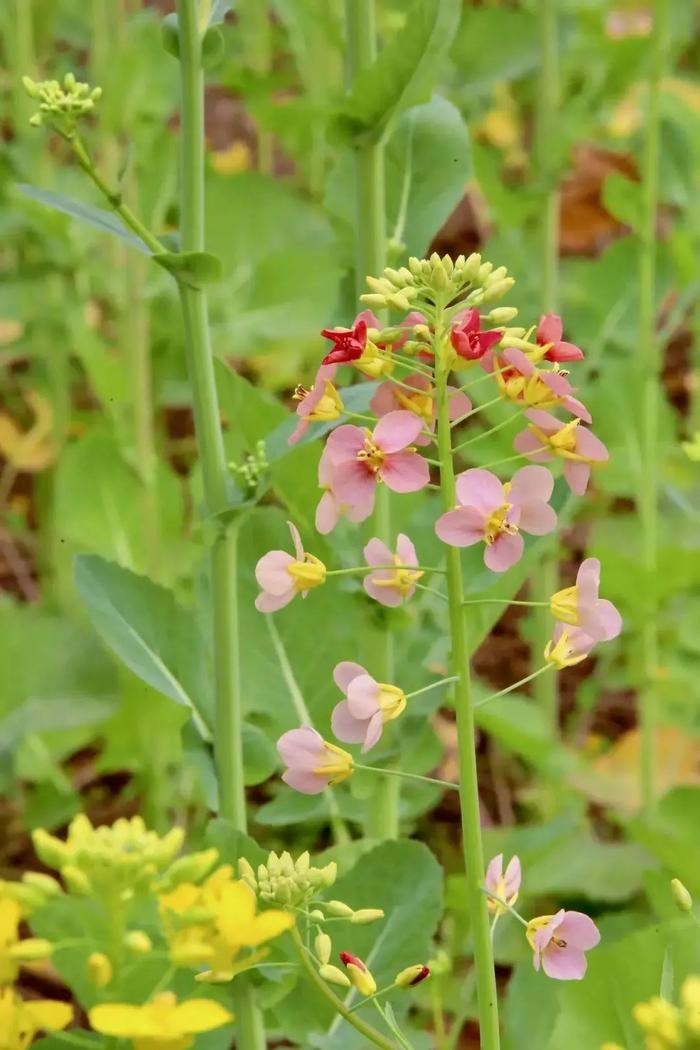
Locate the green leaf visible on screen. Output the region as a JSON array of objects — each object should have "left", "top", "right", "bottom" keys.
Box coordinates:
[
  {"left": 206, "top": 818, "right": 267, "bottom": 868},
  {"left": 602, "top": 172, "right": 643, "bottom": 233},
  {"left": 153, "top": 249, "right": 223, "bottom": 286},
  {"left": 15, "top": 183, "right": 152, "bottom": 253},
  {"left": 337, "top": 0, "right": 461, "bottom": 143},
  {"left": 74, "top": 555, "right": 212, "bottom": 739}
]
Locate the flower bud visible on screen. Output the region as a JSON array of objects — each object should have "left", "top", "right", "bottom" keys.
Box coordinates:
[
  {"left": 159, "top": 848, "right": 218, "bottom": 890},
  {"left": 238, "top": 857, "right": 257, "bottom": 890},
  {"left": 477, "top": 261, "right": 494, "bottom": 283},
  {"left": 408, "top": 256, "right": 423, "bottom": 276},
  {"left": 486, "top": 307, "right": 519, "bottom": 326},
  {"left": 62, "top": 865, "right": 92, "bottom": 896},
  {"left": 32, "top": 829, "right": 70, "bottom": 870},
  {"left": 481, "top": 278, "right": 515, "bottom": 302},
  {"left": 350, "top": 909, "right": 384, "bottom": 925},
  {"left": 87, "top": 952, "right": 113, "bottom": 988},
  {"left": 325, "top": 900, "right": 354, "bottom": 918},
  {"left": 487, "top": 265, "right": 508, "bottom": 285},
  {"left": 295, "top": 851, "right": 310, "bottom": 876},
  {"left": 394, "top": 964, "right": 430, "bottom": 988},
  {"left": 22, "top": 873, "right": 62, "bottom": 900},
  {"left": 124, "top": 931, "right": 152, "bottom": 953},
  {"left": 267, "top": 852, "right": 281, "bottom": 877},
  {"left": 10, "top": 938, "right": 53, "bottom": 962},
  {"left": 671, "top": 878, "right": 693, "bottom": 913},
  {"left": 315, "top": 932, "right": 332, "bottom": 965},
  {"left": 340, "top": 952, "right": 377, "bottom": 997},
  {"left": 319, "top": 964, "right": 351, "bottom": 988},
  {"left": 360, "top": 293, "right": 388, "bottom": 308},
  {"left": 387, "top": 292, "right": 412, "bottom": 311},
  {"left": 309, "top": 909, "right": 325, "bottom": 921},
  {"left": 279, "top": 852, "right": 295, "bottom": 877},
  {"left": 22, "top": 76, "right": 40, "bottom": 98}
]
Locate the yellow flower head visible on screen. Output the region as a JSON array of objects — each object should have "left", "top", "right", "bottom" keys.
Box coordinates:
[
  {"left": 0, "top": 894, "right": 52, "bottom": 985},
  {"left": 0, "top": 987, "right": 71, "bottom": 1050},
  {"left": 89, "top": 993, "right": 232, "bottom": 1050}
]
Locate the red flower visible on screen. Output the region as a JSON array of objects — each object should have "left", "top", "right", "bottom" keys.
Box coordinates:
[
  {"left": 339, "top": 952, "right": 367, "bottom": 971},
  {"left": 450, "top": 309, "right": 501, "bottom": 361},
  {"left": 536, "top": 314, "right": 584, "bottom": 362},
  {"left": 321, "top": 318, "right": 368, "bottom": 365}
]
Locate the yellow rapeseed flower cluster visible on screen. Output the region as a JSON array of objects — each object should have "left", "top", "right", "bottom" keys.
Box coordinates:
[{"left": 603, "top": 976, "right": 700, "bottom": 1050}]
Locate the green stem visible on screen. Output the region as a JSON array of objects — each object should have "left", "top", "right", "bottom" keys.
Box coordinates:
[
  {"left": 291, "top": 928, "right": 399, "bottom": 1050},
  {"left": 533, "top": 0, "right": 561, "bottom": 736},
  {"left": 450, "top": 395, "right": 504, "bottom": 430},
  {"left": 453, "top": 411, "right": 522, "bottom": 452},
  {"left": 481, "top": 890, "right": 528, "bottom": 928},
  {"left": 175, "top": 2, "right": 262, "bottom": 1045},
  {"left": 462, "top": 599, "right": 549, "bottom": 608},
  {"left": 354, "top": 764, "right": 458, "bottom": 792},
  {"left": 638, "top": 0, "right": 670, "bottom": 817},
  {"left": 473, "top": 665, "right": 553, "bottom": 709},
  {"left": 405, "top": 677, "right": 459, "bottom": 700},
  {"left": 480, "top": 448, "right": 547, "bottom": 471},
  {"left": 434, "top": 310, "right": 500, "bottom": 1050},
  {"left": 327, "top": 565, "right": 446, "bottom": 577}
]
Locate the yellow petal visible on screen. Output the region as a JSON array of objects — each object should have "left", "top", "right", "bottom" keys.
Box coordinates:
[
  {"left": 234, "top": 910, "right": 294, "bottom": 948},
  {"left": 218, "top": 880, "right": 257, "bottom": 924},
  {"left": 89, "top": 1003, "right": 156, "bottom": 1037},
  {"left": 173, "top": 999, "right": 233, "bottom": 1033},
  {"left": 23, "top": 999, "right": 73, "bottom": 1031}
]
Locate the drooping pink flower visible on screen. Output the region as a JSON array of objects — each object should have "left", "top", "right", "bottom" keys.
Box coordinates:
[
  {"left": 324, "top": 411, "right": 429, "bottom": 515},
  {"left": 255, "top": 521, "right": 326, "bottom": 612},
  {"left": 544, "top": 623, "right": 599, "bottom": 669},
  {"left": 451, "top": 308, "right": 502, "bottom": 363},
  {"left": 513, "top": 409, "right": 608, "bottom": 495},
  {"left": 485, "top": 854, "right": 521, "bottom": 916},
  {"left": 288, "top": 364, "right": 343, "bottom": 445},
  {"left": 550, "top": 558, "right": 622, "bottom": 642},
  {"left": 363, "top": 534, "right": 423, "bottom": 607},
  {"left": 370, "top": 374, "right": 471, "bottom": 445},
  {"left": 277, "top": 726, "right": 354, "bottom": 794},
  {"left": 321, "top": 317, "right": 368, "bottom": 365},
  {"left": 527, "top": 910, "right": 600, "bottom": 980},
  {"left": 435, "top": 465, "right": 557, "bottom": 572},
  {"left": 536, "top": 314, "right": 584, "bottom": 363},
  {"left": 330, "top": 662, "right": 406, "bottom": 753},
  {"left": 492, "top": 348, "right": 590, "bottom": 420}
]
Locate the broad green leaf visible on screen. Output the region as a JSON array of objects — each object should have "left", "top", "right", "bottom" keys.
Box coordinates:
[
  {"left": 337, "top": 0, "right": 461, "bottom": 143},
  {"left": 15, "top": 183, "right": 152, "bottom": 253},
  {"left": 450, "top": 6, "right": 539, "bottom": 94},
  {"left": 74, "top": 555, "right": 212, "bottom": 739}
]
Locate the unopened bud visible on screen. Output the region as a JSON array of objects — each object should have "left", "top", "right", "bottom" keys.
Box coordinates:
[
  {"left": 340, "top": 952, "right": 377, "bottom": 997},
  {"left": 22, "top": 76, "right": 40, "bottom": 98},
  {"left": 360, "top": 293, "right": 388, "bottom": 308},
  {"left": 32, "top": 829, "right": 70, "bottom": 870},
  {"left": 266, "top": 852, "right": 281, "bottom": 877},
  {"left": 159, "top": 849, "right": 218, "bottom": 890},
  {"left": 486, "top": 307, "right": 518, "bottom": 326},
  {"left": 386, "top": 292, "right": 412, "bottom": 311},
  {"left": 319, "top": 964, "right": 351, "bottom": 988},
  {"left": 124, "top": 931, "right": 152, "bottom": 953},
  {"left": 238, "top": 857, "right": 257, "bottom": 889},
  {"left": 408, "top": 257, "right": 423, "bottom": 276},
  {"left": 10, "top": 938, "right": 53, "bottom": 962},
  {"left": 326, "top": 900, "right": 354, "bottom": 918},
  {"left": 487, "top": 265, "right": 508, "bottom": 285},
  {"left": 309, "top": 909, "right": 325, "bottom": 921},
  {"left": 394, "top": 964, "right": 430, "bottom": 988},
  {"left": 295, "top": 851, "right": 310, "bottom": 875},
  {"left": 62, "top": 865, "right": 92, "bottom": 896},
  {"left": 671, "top": 878, "right": 693, "bottom": 913},
  {"left": 481, "top": 278, "right": 515, "bottom": 302},
  {"left": 315, "top": 932, "right": 332, "bottom": 965},
  {"left": 87, "top": 952, "right": 112, "bottom": 988},
  {"left": 350, "top": 909, "right": 384, "bottom": 925},
  {"left": 477, "top": 261, "right": 494, "bottom": 283},
  {"left": 23, "top": 873, "right": 62, "bottom": 899}
]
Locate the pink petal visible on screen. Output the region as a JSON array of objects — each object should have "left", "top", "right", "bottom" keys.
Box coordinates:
[
  {"left": 396, "top": 533, "right": 419, "bottom": 566},
  {"left": 326, "top": 424, "right": 365, "bottom": 460},
  {"left": 288, "top": 419, "right": 310, "bottom": 446},
  {"left": 331, "top": 701, "right": 370, "bottom": 745},
  {"left": 364, "top": 576, "right": 404, "bottom": 607},
  {"left": 541, "top": 945, "right": 588, "bottom": 981},
  {"left": 509, "top": 465, "right": 554, "bottom": 504},
  {"left": 558, "top": 912, "right": 601, "bottom": 951},
  {"left": 537, "top": 313, "right": 563, "bottom": 345},
  {"left": 455, "top": 468, "right": 504, "bottom": 513},
  {"left": 362, "top": 711, "right": 385, "bottom": 752},
  {"left": 485, "top": 854, "right": 503, "bottom": 892},
  {"left": 503, "top": 347, "right": 535, "bottom": 376},
  {"left": 315, "top": 491, "right": 340, "bottom": 534},
  {"left": 552, "top": 340, "right": 584, "bottom": 362},
  {"left": 332, "top": 460, "right": 377, "bottom": 507},
  {"left": 448, "top": 389, "right": 472, "bottom": 420},
  {"left": 333, "top": 661, "right": 367, "bottom": 692},
  {"left": 518, "top": 502, "right": 557, "bottom": 536},
  {"left": 346, "top": 674, "right": 382, "bottom": 719},
  {"left": 381, "top": 450, "right": 430, "bottom": 493},
  {"left": 374, "top": 410, "right": 424, "bottom": 453},
  {"left": 255, "top": 590, "right": 294, "bottom": 613},
  {"left": 370, "top": 382, "right": 399, "bottom": 417},
  {"left": 484, "top": 532, "right": 524, "bottom": 572},
  {"left": 255, "top": 551, "right": 295, "bottom": 595},
  {"left": 563, "top": 460, "right": 590, "bottom": 495},
  {"left": 576, "top": 428, "right": 609, "bottom": 462},
  {"left": 576, "top": 558, "right": 601, "bottom": 609},
  {"left": 513, "top": 429, "right": 552, "bottom": 461},
  {"left": 364, "top": 537, "right": 393, "bottom": 567},
  {"left": 524, "top": 408, "right": 561, "bottom": 432},
  {"left": 435, "top": 507, "right": 484, "bottom": 547},
  {"left": 504, "top": 856, "right": 521, "bottom": 897},
  {"left": 282, "top": 769, "right": 328, "bottom": 795},
  {"left": 277, "top": 726, "right": 324, "bottom": 769},
  {"left": 564, "top": 396, "right": 592, "bottom": 423},
  {"left": 287, "top": 521, "right": 304, "bottom": 561},
  {"left": 594, "top": 599, "right": 622, "bottom": 641}
]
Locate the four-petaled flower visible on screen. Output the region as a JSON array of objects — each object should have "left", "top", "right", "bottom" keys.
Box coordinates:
[
  {"left": 492, "top": 348, "right": 590, "bottom": 419},
  {"left": 330, "top": 661, "right": 407, "bottom": 753},
  {"left": 526, "top": 910, "right": 600, "bottom": 980},
  {"left": 322, "top": 411, "right": 430, "bottom": 519},
  {"left": 89, "top": 992, "right": 233, "bottom": 1050},
  {"left": 435, "top": 466, "right": 557, "bottom": 572},
  {"left": 363, "top": 534, "right": 423, "bottom": 606},
  {"left": 450, "top": 308, "right": 502, "bottom": 363},
  {"left": 321, "top": 317, "right": 368, "bottom": 365},
  {"left": 277, "top": 726, "right": 354, "bottom": 794},
  {"left": 544, "top": 623, "right": 599, "bottom": 669},
  {"left": 535, "top": 313, "right": 584, "bottom": 363},
  {"left": 485, "top": 853, "right": 521, "bottom": 917},
  {"left": 550, "top": 558, "right": 622, "bottom": 641},
  {"left": 371, "top": 373, "right": 471, "bottom": 445},
  {"left": 255, "top": 522, "right": 326, "bottom": 613},
  {"left": 289, "top": 364, "right": 343, "bottom": 446},
  {"left": 513, "top": 409, "right": 608, "bottom": 495}
]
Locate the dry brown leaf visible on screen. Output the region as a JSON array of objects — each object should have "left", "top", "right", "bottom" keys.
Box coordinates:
[{"left": 0, "top": 390, "right": 57, "bottom": 472}]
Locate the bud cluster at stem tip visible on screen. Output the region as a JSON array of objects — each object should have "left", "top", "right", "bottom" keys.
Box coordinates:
[
  {"left": 238, "top": 850, "right": 337, "bottom": 907},
  {"left": 22, "top": 72, "right": 102, "bottom": 132},
  {"left": 360, "top": 252, "right": 515, "bottom": 314}
]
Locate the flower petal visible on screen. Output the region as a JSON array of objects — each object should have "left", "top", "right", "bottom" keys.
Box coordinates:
[
  {"left": 331, "top": 700, "right": 369, "bottom": 743},
  {"left": 541, "top": 945, "right": 588, "bottom": 980},
  {"left": 364, "top": 537, "right": 393, "bottom": 567},
  {"left": 332, "top": 460, "right": 377, "bottom": 507},
  {"left": 484, "top": 532, "right": 524, "bottom": 572},
  {"left": 334, "top": 661, "right": 368, "bottom": 692},
  {"left": 435, "top": 507, "right": 484, "bottom": 547},
  {"left": 396, "top": 533, "right": 419, "bottom": 566},
  {"left": 287, "top": 521, "right": 304, "bottom": 561},
  {"left": 326, "top": 424, "right": 365, "bottom": 460},
  {"left": 563, "top": 460, "right": 590, "bottom": 495},
  {"left": 255, "top": 551, "right": 295, "bottom": 595},
  {"left": 381, "top": 450, "right": 430, "bottom": 493},
  {"left": 347, "top": 674, "right": 382, "bottom": 718},
  {"left": 315, "top": 491, "right": 340, "bottom": 535},
  {"left": 455, "top": 468, "right": 504, "bottom": 513},
  {"left": 282, "top": 768, "right": 327, "bottom": 794},
  {"left": 255, "top": 590, "right": 294, "bottom": 613},
  {"left": 485, "top": 853, "right": 503, "bottom": 891},
  {"left": 374, "top": 410, "right": 424, "bottom": 452},
  {"left": 509, "top": 465, "right": 554, "bottom": 505},
  {"left": 362, "top": 711, "right": 385, "bottom": 752},
  {"left": 558, "top": 911, "right": 601, "bottom": 950},
  {"left": 537, "top": 313, "right": 563, "bottom": 345}
]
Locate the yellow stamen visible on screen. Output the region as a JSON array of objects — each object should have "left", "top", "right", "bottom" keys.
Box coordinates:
[
  {"left": 544, "top": 630, "right": 588, "bottom": 670},
  {"left": 357, "top": 433, "right": 386, "bottom": 473}
]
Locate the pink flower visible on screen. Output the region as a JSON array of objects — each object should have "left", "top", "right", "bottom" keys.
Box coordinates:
[
  {"left": 435, "top": 465, "right": 557, "bottom": 572},
  {"left": 324, "top": 411, "right": 430, "bottom": 515},
  {"left": 363, "top": 534, "right": 423, "bottom": 606},
  {"left": 451, "top": 308, "right": 502, "bottom": 362},
  {"left": 277, "top": 726, "right": 354, "bottom": 794},
  {"left": 527, "top": 910, "right": 600, "bottom": 980},
  {"left": 536, "top": 314, "right": 584, "bottom": 363},
  {"left": 370, "top": 374, "right": 471, "bottom": 445},
  {"left": 485, "top": 854, "right": 521, "bottom": 916},
  {"left": 330, "top": 662, "right": 406, "bottom": 753},
  {"left": 513, "top": 409, "right": 608, "bottom": 495},
  {"left": 288, "top": 365, "right": 343, "bottom": 445},
  {"left": 544, "top": 623, "right": 599, "bottom": 669},
  {"left": 493, "top": 348, "right": 590, "bottom": 420},
  {"left": 255, "top": 521, "right": 326, "bottom": 612},
  {"left": 550, "top": 558, "right": 622, "bottom": 642},
  {"left": 321, "top": 317, "right": 368, "bottom": 365},
  {"left": 315, "top": 438, "right": 374, "bottom": 534}
]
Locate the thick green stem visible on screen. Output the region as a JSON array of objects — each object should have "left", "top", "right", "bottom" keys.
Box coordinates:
[
  {"left": 639, "top": 0, "right": 670, "bottom": 816},
  {"left": 435, "top": 313, "right": 500, "bottom": 1050},
  {"left": 175, "top": 1, "right": 262, "bottom": 1044},
  {"left": 345, "top": 0, "right": 397, "bottom": 839},
  {"left": 532, "top": 0, "right": 561, "bottom": 734}
]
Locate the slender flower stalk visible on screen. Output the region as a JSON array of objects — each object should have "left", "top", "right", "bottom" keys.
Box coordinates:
[
  {"left": 532, "top": 0, "right": 561, "bottom": 734},
  {"left": 175, "top": 2, "right": 262, "bottom": 1044},
  {"left": 638, "top": 0, "right": 670, "bottom": 815},
  {"left": 434, "top": 306, "right": 501, "bottom": 1050},
  {"left": 344, "top": 0, "right": 398, "bottom": 838}
]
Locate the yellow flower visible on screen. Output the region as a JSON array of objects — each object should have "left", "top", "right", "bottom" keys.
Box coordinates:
[
  {"left": 89, "top": 992, "right": 232, "bottom": 1050},
  {"left": 0, "top": 987, "right": 71, "bottom": 1050},
  {"left": 0, "top": 895, "right": 52, "bottom": 984},
  {"left": 355, "top": 339, "right": 394, "bottom": 379}
]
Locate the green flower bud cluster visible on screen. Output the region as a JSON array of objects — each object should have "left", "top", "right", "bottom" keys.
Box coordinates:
[
  {"left": 22, "top": 73, "right": 102, "bottom": 133},
  {"left": 1, "top": 872, "right": 63, "bottom": 912},
  {"left": 155, "top": 849, "right": 219, "bottom": 894},
  {"left": 360, "top": 253, "right": 515, "bottom": 312},
  {"left": 33, "top": 815, "right": 185, "bottom": 899},
  {"left": 238, "top": 850, "right": 337, "bottom": 907},
  {"left": 229, "top": 439, "right": 268, "bottom": 495}
]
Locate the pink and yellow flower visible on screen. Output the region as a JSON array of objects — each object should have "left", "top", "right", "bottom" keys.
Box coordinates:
[
  {"left": 513, "top": 409, "right": 608, "bottom": 494},
  {"left": 491, "top": 348, "right": 590, "bottom": 419},
  {"left": 435, "top": 465, "right": 557, "bottom": 572},
  {"left": 485, "top": 853, "right": 521, "bottom": 916},
  {"left": 277, "top": 727, "right": 354, "bottom": 794},
  {"left": 371, "top": 373, "right": 471, "bottom": 445},
  {"left": 330, "top": 661, "right": 406, "bottom": 753},
  {"left": 550, "top": 558, "right": 622, "bottom": 642},
  {"left": 255, "top": 522, "right": 326, "bottom": 613},
  {"left": 288, "top": 364, "right": 343, "bottom": 446},
  {"left": 544, "top": 623, "right": 599, "bottom": 669},
  {"left": 534, "top": 313, "right": 584, "bottom": 363},
  {"left": 363, "top": 534, "right": 423, "bottom": 606},
  {"left": 527, "top": 910, "right": 600, "bottom": 980}
]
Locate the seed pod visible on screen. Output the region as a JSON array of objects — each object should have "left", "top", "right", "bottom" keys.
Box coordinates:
[
  {"left": 350, "top": 909, "right": 384, "bottom": 925},
  {"left": 315, "top": 932, "right": 332, "bottom": 965}
]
